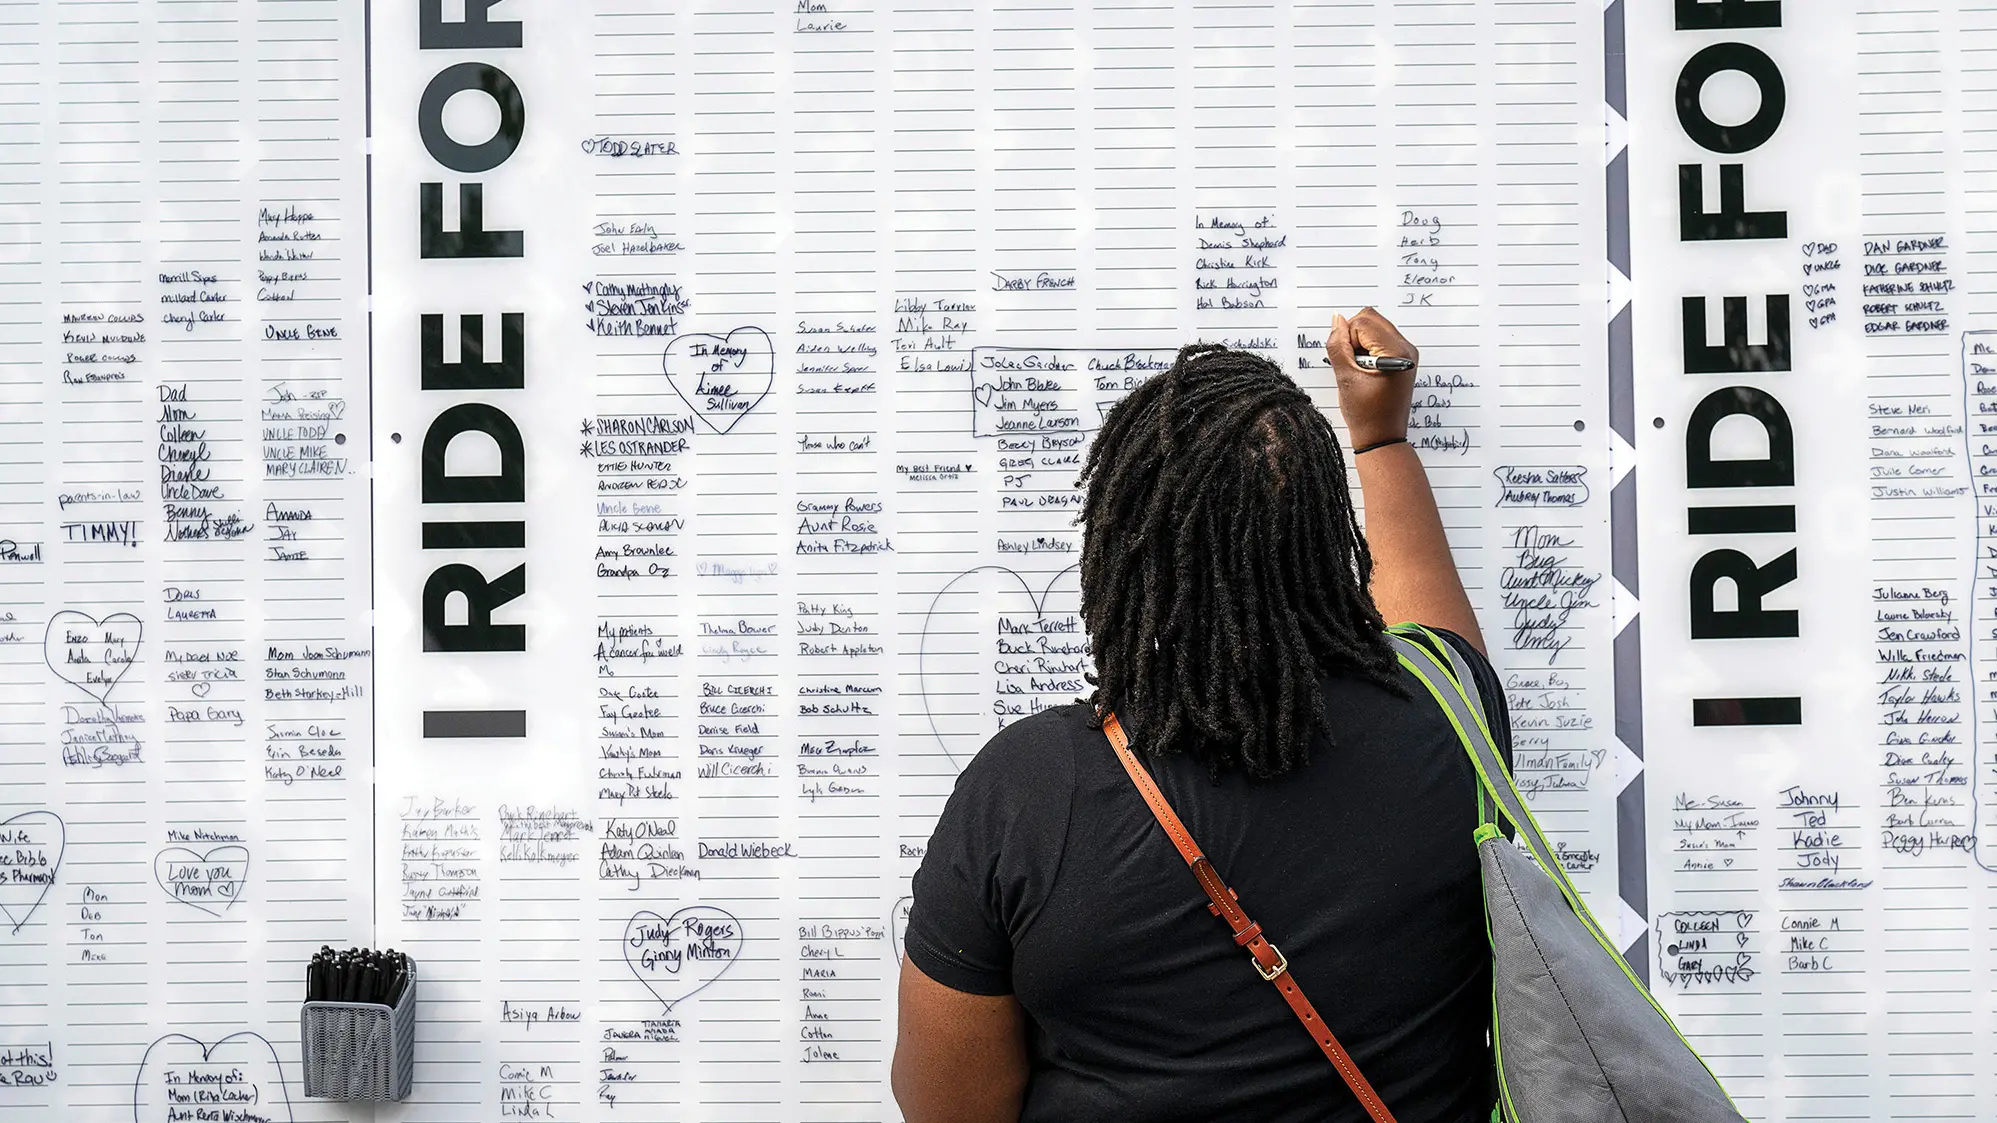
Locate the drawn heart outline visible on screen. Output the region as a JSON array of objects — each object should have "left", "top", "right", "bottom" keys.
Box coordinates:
[
  {"left": 662, "top": 327, "right": 774, "bottom": 435},
  {"left": 132, "top": 1030, "right": 293, "bottom": 1123},
  {"left": 44, "top": 610, "right": 142, "bottom": 704},
  {"left": 916, "top": 564, "right": 1083, "bottom": 771},
  {"left": 0, "top": 810, "right": 64, "bottom": 935},
  {"left": 154, "top": 845, "right": 250, "bottom": 917},
  {"left": 623, "top": 906, "right": 744, "bottom": 1012}
]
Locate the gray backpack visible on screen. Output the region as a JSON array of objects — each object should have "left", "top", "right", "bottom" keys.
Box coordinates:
[{"left": 1388, "top": 625, "right": 1747, "bottom": 1123}]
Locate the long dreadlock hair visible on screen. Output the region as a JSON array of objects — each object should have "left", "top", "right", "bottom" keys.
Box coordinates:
[{"left": 1078, "top": 343, "right": 1403, "bottom": 779}]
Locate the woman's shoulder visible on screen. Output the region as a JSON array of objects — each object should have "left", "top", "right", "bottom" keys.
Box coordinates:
[
  {"left": 959, "top": 702, "right": 1098, "bottom": 791},
  {"left": 1378, "top": 624, "right": 1511, "bottom": 763},
  {"left": 1390, "top": 623, "right": 1483, "bottom": 666}
]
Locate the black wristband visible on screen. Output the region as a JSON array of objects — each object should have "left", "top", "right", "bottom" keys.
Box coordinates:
[{"left": 1353, "top": 436, "right": 1409, "bottom": 455}]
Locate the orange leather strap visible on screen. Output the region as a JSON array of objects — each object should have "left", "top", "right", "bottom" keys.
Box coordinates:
[{"left": 1103, "top": 712, "right": 1399, "bottom": 1123}]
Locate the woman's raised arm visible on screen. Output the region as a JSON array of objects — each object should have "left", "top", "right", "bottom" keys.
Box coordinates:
[{"left": 1326, "top": 308, "right": 1486, "bottom": 653}]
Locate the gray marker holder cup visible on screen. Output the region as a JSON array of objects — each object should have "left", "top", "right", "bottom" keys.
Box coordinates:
[{"left": 300, "top": 962, "right": 416, "bottom": 1101}]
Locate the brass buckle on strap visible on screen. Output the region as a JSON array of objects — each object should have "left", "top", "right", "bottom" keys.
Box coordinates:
[{"left": 1253, "top": 945, "right": 1289, "bottom": 981}]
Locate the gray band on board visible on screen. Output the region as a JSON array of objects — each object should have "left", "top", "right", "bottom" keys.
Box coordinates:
[{"left": 1602, "top": 0, "right": 1649, "bottom": 984}]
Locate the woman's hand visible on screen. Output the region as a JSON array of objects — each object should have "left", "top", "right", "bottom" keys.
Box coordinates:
[
  {"left": 1327, "top": 306, "right": 1485, "bottom": 651},
  {"left": 1325, "top": 307, "right": 1419, "bottom": 450}
]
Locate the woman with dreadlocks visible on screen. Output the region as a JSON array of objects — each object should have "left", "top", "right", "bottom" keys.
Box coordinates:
[{"left": 893, "top": 308, "right": 1504, "bottom": 1123}]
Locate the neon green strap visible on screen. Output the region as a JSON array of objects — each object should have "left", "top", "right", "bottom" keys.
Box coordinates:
[{"left": 1384, "top": 624, "right": 1586, "bottom": 911}]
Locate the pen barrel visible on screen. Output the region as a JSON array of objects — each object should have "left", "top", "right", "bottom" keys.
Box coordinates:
[{"left": 1352, "top": 355, "right": 1414, "bottom": 372}]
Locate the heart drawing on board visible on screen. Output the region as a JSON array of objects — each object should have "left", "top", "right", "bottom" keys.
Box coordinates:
[
  {"left": 44, "top": 610, "right": 142, "bottom": 704},
  {"left": 623, "top": 906, "right": 744, "bottom": 1012},
  {"left": 917, "top": 564, "right": 1088, "bottom": 771},
  {"left": 154, "top": 845, "right": 251, "bottom": 916},
  {"left": 0, "top": 811, "right": 64, "bottom": 935},
  {"left": 662, "top": 327, "right": 774, "bottom": 435},
  {"left": 133, "top": 1031, "right": 293, "bottom": 1123},
  {"left": 889, "top": 895, "right": 912, "bottom": 963}
]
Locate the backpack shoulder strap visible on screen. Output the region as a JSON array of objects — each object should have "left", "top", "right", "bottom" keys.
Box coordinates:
[
  {"left": 1101, "top": 713, "right": 1399, "bottom": 1123},
  {"left": 1385, "top": 625, "right": 1587, "bottom": 909}
]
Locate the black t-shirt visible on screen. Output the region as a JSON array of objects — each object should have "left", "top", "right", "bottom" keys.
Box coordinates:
[{"left": 907, "top": 629, "right": 1509, "bottom": 1123}]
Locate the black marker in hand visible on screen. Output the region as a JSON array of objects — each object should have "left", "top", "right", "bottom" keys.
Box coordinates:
[{"left": 1352, "top": 354, "right": 1415, "bottom": 373}]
